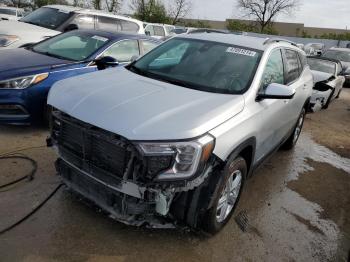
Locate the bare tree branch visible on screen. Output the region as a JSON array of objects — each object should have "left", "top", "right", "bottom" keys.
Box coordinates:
[
  {"left": 169, "top": 0, "right": 192, "bottom": 25},
  {"left": 237, "top": 0, "right": 300, "bottom": 32}
]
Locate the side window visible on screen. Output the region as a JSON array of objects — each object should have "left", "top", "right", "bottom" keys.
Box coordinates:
[
  {"left": 298, "top": 52, "right": 307, "bottom": 70},
  {"left": 141, "top": 40, "right": 158, "bottom": 54},
  {"left": 71, "top": 14, "right": 95, "bottom": 30},
  {"left": 102, "top": 40, "right": 140, "bottom": 63},
  {"left": 153, "top": 26, "right": 165, "bottom": 37},
  {"left": 120, "top": 20, "right": 139, "bottom": 32},
  {"left": 145, "top": 25, "right": 155, "bottom": 36},
  {"left": 260, "top": 49, "right": 285, "bottom": 89},
  {"left": 96, "top": 16, "right": 121, "bottom": 32},
  {"left": 284, "top": 49, "right": 301, "bottom": 84}
]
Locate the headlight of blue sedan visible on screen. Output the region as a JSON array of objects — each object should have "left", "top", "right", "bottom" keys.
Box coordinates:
[
  {"left": 0, "top": 73, "right": 49, "bottom": 89},
  {"left": 0, "top": 34, "right": 20, "bottom": 47}
]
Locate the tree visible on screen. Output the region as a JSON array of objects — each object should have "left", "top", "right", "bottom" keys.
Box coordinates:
[
  {"left": 105, "top": 0, "right": 123, "bottom": 13},
  {"left": 169, "top": 0, "right": 192, "bottom": 25},
  {"left": 237, "top": 0, "right": 299, "bottom": 33},
  {"left": 130, "top": 0, "right": 170, "bottom": 23}
]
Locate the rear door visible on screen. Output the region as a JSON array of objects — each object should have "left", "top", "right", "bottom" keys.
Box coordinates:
[{"left": 282, "top": 49, "right": 310, "bottom": 131}]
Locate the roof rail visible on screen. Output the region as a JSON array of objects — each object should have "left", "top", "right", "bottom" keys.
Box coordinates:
[
  {"left": 263, "top": 38, "right": 297, "bottom": 47},
  {"left": 188, "top": 29, "right": 229, "bottom": 34}
]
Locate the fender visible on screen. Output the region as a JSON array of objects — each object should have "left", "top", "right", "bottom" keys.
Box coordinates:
[{"left": 223, "top": 137, "right": 256, "bottom": 178}]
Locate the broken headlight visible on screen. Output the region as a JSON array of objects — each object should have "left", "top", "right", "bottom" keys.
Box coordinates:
[{"left": 138, "top": 134, "right": 215, "bottom": 180}]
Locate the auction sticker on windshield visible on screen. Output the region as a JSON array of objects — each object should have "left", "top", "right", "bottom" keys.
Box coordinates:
[{"left": 226, "top": 47, "right": 257, "bottom": 57}]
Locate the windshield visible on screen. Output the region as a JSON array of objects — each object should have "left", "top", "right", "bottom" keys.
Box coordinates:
[
  {"left": 129, "top": 38, "right": 262, "bottom": 94},
  {"left": 308, "top": 58, "right": 336, "bottom": 74},
  {"left": 19, "top": 7, "right": 72, "bottom": 30},
  {"left": 32, "top": 31, "right": 109, "bottom": 61},
  {"left": 323, "top": 50, "right": 350, "bottom": 62},
  {"left": 0, "top": 8, "right": 16, "bottom": 16}
]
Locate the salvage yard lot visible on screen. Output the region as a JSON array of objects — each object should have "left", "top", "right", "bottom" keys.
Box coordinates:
[{"left": 0, "top": 90, "right": 349, "bottom": 262}]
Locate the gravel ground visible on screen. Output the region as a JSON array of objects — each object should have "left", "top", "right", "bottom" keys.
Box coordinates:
[{"left": 0, "top": 89, "right": 349, "bottom": 262}]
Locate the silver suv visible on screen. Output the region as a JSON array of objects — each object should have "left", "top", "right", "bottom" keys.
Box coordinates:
[{"left": 47, "top": 33, "right": 313, "bottom": 233}]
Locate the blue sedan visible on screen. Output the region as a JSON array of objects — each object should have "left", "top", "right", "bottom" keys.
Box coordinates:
[{"left": 0, "top": 30, "right": 160, "bottom": 124}]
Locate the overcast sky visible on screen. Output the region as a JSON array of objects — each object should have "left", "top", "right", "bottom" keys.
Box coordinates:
[{"left": 124, "top": 0, "right": 349, "bottom": 30}]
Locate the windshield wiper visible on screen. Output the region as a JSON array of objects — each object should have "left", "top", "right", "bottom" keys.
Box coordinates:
[{"left": 128, "top": 65, "right": 191, "bottom": 88}]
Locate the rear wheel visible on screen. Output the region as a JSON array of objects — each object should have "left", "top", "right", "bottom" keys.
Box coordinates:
[
  {"left": 199, "top": 156, "right": 247, "bottom": 234},
  {"left": 282, "top": 108, "right": 306, "bottom": 150}
]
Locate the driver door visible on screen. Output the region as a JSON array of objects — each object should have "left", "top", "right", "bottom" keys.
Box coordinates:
[{"left": 254, "top": 48, "right": 290, "bottom": 161}]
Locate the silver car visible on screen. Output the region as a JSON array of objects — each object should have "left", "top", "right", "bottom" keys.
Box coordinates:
[{"left": 47, "top": 34, "right": 313, "bottom": 233}]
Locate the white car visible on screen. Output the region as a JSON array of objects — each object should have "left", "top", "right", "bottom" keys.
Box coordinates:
[
  {"left": 0, "top": 6, "right": 25, "bottom": 21},
  {"left": 47, "top": 34, "right": 313, "bottom": 233},
  {"left": 144, "top": 23, "right": 175, "bottom": 39},
  {"left": 308, "top": 56, "right": 345, "bottom": 111},
  {"left": 0, "top": 5, "right": 145, "bottom": 48}
]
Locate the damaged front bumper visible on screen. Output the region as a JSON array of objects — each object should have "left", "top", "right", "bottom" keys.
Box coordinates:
[
  {"left": 55, "top": 157, "right": 213, "bottom": 228},
  {"left": 49, "top": 110, "right": 216, "bottom": 228}
]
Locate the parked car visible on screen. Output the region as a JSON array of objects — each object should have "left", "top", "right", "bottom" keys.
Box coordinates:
[
  {"left": 322, "top": 47, "right": 350, "bottom": 85},
  {"left": 307, "top": 56, "right": 345, "bottom": 111},
  {"left": 0, "top": 5, "right": 145, "bottom": 49},
  {"left": 144, "top": 23, "right": 175, "bottom": 39},
  {"left": 170, "top": 27, "right": 197, "bottom": 35},
  {"left": 0, "top": 6, "right": 25, "bottom": 21},
  {"left": 0, "top": 30, "right": 160, "bottom": 124},
  {"left": 47, "top": 35, "right": 313, "bottom": 234},
  {"left": 305, "top": 43, "right": 325, "bottom": 56}
]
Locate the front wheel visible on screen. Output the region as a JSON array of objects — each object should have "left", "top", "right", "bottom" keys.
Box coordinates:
[
  {"left": 282, "top": 108, "right": 306, "bottom": 150},
  {"left": 200, "top": 157, "right": 247, "bottom": 234}
]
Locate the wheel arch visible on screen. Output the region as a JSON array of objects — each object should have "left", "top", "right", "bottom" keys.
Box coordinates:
[{"left": 222, "top": 137, "right": 256, "bottom": 178}]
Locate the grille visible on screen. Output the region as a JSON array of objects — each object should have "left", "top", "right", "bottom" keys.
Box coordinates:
[{"left": 54, "top": 113, "right": 131, "bottom": 179}]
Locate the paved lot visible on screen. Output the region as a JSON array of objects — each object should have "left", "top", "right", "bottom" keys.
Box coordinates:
[{"left": 0, "top": 89, "right": 349, "bottom": 262}]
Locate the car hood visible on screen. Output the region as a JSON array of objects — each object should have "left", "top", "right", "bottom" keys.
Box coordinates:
[
  {"left": 0, "top": 48, "right": 71, "bottom": 80},
  {"left": 48, "top": 68, "right": 245, "bottom": 140},
  {"left": 0, "top": 20, "right": 58, "bottom": 40},
  {"left": 311, "top": 70, "right": 334, "bottom": 83}
]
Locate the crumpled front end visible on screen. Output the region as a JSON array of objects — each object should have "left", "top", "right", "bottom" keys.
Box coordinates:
[{"left": 48, "top": 110, "right": 217, "bottom": 228}]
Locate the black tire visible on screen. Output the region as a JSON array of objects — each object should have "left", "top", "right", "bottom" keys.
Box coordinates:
[
  {"left": 323, "top": 89, "right": 335, "bottom": 109},
  {"left": 42, "top": 105, "right": 52, "bottom": 127},
  {"left": 282, "top": 108, "right": 306, "bottom": 150},
  {"left": 199, "top": 156, "right": 247, "bottom": 234}
]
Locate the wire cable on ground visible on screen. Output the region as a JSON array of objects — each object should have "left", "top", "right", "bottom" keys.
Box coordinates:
[
  {"left": 0, "top": 183, "right": 63, "bottom": 235},
  {"left": 0, "top": 155, "right": 37, "bottom": 189},
  {"left": 0, "top": 145, "right": 63, "bottom": 235}
]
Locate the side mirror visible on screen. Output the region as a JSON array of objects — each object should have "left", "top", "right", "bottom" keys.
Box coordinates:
[
  {"left": 145, "top": 31, "right": 151, "bottom": 36},
  {"left": 64, "top": 24, "right": 78, "bottom": 32},
  {"left": 94, "top": 56, "right": 119, "bottom": 70},
  {"left": 257, "top": 83, "right": 295, "bottom": 101}
]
